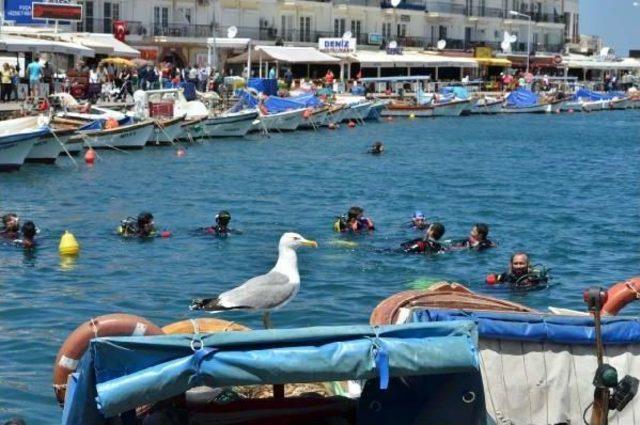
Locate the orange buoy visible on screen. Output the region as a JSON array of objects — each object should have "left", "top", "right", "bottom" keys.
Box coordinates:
[
  {"left": 601, "top": 277, "right": 640, "bottom": 316},
  {"left": 347, "top": 121, "right": 356, "bottom": 128},
  {"left": 84, "top": 149, "right": 96, "bottom": 165},
  {"left": 162, "top": 318, "right": 250, "bottom": 334},
  {"left": 53, "top": 313, "right": 164, "bottom": 405},
  {"left": 104, "top": 118, "right": 119, "bottom": 129}
]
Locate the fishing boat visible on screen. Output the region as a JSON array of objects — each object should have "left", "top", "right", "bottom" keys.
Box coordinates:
[
  {"left": 609, "top": 97, "right": 632, "bottom": 110},
  {"left": 74, "top": 118, "right": 155, "bottom": 150},
  {"left": 251, "top": 108, "right": 305, "bottom": 132},
  {"left": 25, "top": 123, "right": 78, "bottom": 163},
  {"left": 57, "top": 315, "right": 485, "bottom": 425},
  {"left": 470, "top": 96, "right": 503, "bottom": 114},
  {"left": 371, "top": 281, "right": 640, "bottom": 425},
  {"left": 501, "top": 88, "right": 563, "bottom": 113},
  {"left": 565, "top": 88, "right": 613, "bottom": 112},
  {"left": 431, "top": 98, "right": 471, "bottom": 117},
  {"left": 180, "top": 116, "right": 207, "bottom": 140},
  {"left": 148, "top": 114, "right": 187, "bottom": 145},
  {"left": 202, "top": 109, "right": 259, "bottom": 137},
  {"left": 365, "top": 99, "right": 390, "bottom": 120},
  {"left": 0, "top": 116, "right": 49, "bottom": 171},
  {"left": 382, "top": 101, "right": 434, "bottom": 117}
]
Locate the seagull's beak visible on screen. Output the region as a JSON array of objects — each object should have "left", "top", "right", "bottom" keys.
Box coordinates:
[{"left": 300, "top": 239, "right": 318, "bottom": 248}]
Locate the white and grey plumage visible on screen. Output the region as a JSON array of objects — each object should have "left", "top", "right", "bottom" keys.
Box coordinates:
[{"left": 190, "top": 232, "right": 317, "bottom": 328}]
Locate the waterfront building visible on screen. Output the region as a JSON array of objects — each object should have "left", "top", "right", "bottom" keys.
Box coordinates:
[{"left": 55, "top": 0, "right": 579, "bottom": 66}]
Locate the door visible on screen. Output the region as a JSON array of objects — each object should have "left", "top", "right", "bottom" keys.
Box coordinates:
[{"left": 465, "top": 27, "right": 472, "bottom": 48}]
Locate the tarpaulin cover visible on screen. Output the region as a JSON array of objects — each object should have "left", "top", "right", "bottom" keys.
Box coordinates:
[
  {"left": 62, "top": 322, "right": 479, "bottom": 424},
  {"left": 505, "top": 88, "right": 539, "bottom": 107},
  {"left": 441, "top": 86, "right": 470, "bottom": 100},
  {"left": 229, "top": 90, "right": 258, "bottom": 112},
  {"left": 248, "top": 78, "right": 278, "bottom": 96},
  {"left": 413, "top": 309, "right": 640, "bottom": 345},
  {"left": 264, "top": 96, "right": 306, "bottom": 113},
  {"left": 574, "top": 88, "right": 611, "bottom": 101},
  {"left": 289, "top": 93, "right": 323, "bottom": 108}
]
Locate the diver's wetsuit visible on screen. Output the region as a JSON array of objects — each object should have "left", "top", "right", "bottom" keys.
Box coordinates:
[
  {"left": 335, "top": 217, "right": 375, "bottom": 233},
  {"left": 401, "top": 237, "right": 444, "bottom": 254},
  {"left": 496, "top": 270, "right": 548, "bottom": 289},
  {"left": 451, "top": 238, "right": 496, "bottom": 251},
  {"left": 0, "top": 230, "right": 20, "bottom": 240},
  {"left": 203, "top": 225, "right": 238, "bottom": 237}
]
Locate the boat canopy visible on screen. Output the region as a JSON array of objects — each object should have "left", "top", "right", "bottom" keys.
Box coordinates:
[
  {"left": 441, "top": 86, "right": 470, "bottom": 100},
  {"left": 412, "top": 309, "right": 640, "bottom": 345},
  {"left": 263, "top": 94, "right": 320, "bottom": 112},
  {"left": 62, "top": 322, "right": 481, "bottom": 424},
  {"left": 505, "top": 88, "right": 539, "bottom": 107}
]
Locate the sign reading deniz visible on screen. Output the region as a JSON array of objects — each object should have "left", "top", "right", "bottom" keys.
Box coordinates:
[{"left": 318, "top": 38, "right": 357, "bottom": 53}]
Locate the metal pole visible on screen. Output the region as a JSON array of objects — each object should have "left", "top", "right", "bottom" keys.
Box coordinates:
[
  {"left": 246, "top": 42, "right": 251, "bottom": 82},
  {"left": 212, "top": 1, "right": 218, "bottom": 71},
  {"left": 526, "top": 15, "right": 531, "bottom": 74}
]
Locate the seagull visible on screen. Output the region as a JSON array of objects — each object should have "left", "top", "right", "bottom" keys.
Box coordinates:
[{"left": 190, "top": 232, "right": 318, "bottom": 328}]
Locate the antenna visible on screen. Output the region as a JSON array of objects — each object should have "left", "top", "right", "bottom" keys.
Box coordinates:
[
  {"left": 227, "top": 26, "right": 238, "bottom": 39},
  {"left": 437, "top": 39, "right": 446, "bottom": 50}
]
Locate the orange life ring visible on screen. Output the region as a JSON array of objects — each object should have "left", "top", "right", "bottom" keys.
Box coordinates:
[
  {"left": 53, "top": 313, "right": 164, "bottom": 406},
  {"left": 601, "top": 277, "right": 640, "bottom": 316}
]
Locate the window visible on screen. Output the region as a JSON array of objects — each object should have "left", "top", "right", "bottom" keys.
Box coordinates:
[
  {"left": 177, "top": 7, "right": 193, "bottom": 24},
  {"left": 573, "top": 13, "right": 579, "bottom": 42},
  {"left": 438, "top": 25, "right": 447, "bottom": 40},
  {"left": 396, "top": 23, "right": 406, "bottom": 38},
  {"left": 103, "top": 2, "right": 111, "bottom": 33},
  {"left": 334, "top": 18, "right": 345, "bottom": 37},
  {"left": 299, "top": 16, "right": 311, "bottom": 42},
  {"left": 382, "top": 22, "right": 391, "bottom": 40},
  {"left": 350, "top": 20, "right": 361, "bottom": 41},
  {"left": 154, "top": 6, "right": 169, "bottom": 35},
  {"left": 563, "top": 12, "right": 570, "bottom": 40},
  {"left": 83, "top": 1, "right": 94, "bottom": 32},
  {"left": 281, "top": 15, "right": 294, "bottom": 41}
]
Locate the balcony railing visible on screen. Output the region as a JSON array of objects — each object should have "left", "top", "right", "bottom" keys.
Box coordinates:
[
  {"left": 334, "top": 0, "right": 379, "bottom": 7},
  {"left": 381, "top": 0, "right": 426, "bottom": 11},
  {"left": 425, "top": 1, "right": 466, "bottom": 15}
]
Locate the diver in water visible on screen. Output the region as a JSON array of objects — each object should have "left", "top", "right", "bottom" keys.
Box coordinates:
[
  {"left": 334, "top": 206, "right": 375, "bottom": 233},
  {"left": 401, "top": 222, "right": 445, "bottom": 254},
  {"left": 1, "top": 213, "right": 20, "bottom": 239},
  {"left": 203, "top": 210, "right": 238, "bottom": 237},
  {"left": 368, "top": 142, "right": 384, "bottom": 155},
  {"left": 450, "top": 223, "right": 496, "bottom": 251},
  {"left": 486, "top": 252, "right": 550, "bottom": 289},
  {"left": 118, "top": 212, "right": 161, "bottom": 238},
  {"left": 408, "top": 210, "right": 429, "bottom": 231},
  {"left": 15, "top": 221, "right": 37, "bottom": 249}
]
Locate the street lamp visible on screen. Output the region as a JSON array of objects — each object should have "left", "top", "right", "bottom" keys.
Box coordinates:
[{"left": 509, "top": 10, "right": 531, "bottom": 74}]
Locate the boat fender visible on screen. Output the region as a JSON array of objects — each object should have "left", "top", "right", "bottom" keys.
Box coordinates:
[
  {"left": 601, "top": 277, "right": 640, "bottom": 316},
  {"left": 105, "top": 118, "right": 119, "bottom": 129},
  {"left": 53, "top": 313, "right": 164, "bottom": 405},
  {"left": 303, "top": 108, "right": 313, "bottom": 119}
]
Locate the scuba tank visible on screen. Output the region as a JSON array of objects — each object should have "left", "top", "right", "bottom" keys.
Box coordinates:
[
  {"left": 117, "top": 217, "right": 138, "bottom": 236},
  {"left": 333, "top": 215, "right": 347, "bottom": 233}
]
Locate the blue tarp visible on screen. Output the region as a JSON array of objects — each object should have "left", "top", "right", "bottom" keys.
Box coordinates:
[
  {"left": 264, "top": 96, "right": 306, "bottom": 113},
  {"left": 441, "top": 86, "right": 470, "bottom": 100},
  {"left": 505, "top": 88, "right": 539, "bottom": 107},
  {"left": 248, "top": 78, "right": 279, "bottom": 96},
  {"left": 62, "top": 322, "right": 480, "bottom": 424},
  {"left": 289, "top": 93, "right": 323, "bottom": 108},
  {"left": 413, "top": 309, "right": 640, "bottom": 345}
]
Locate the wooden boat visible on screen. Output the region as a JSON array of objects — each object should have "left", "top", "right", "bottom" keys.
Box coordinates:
[
  {"left": 180, "top": 116, "right": 207, "bottom": 140},
  {"left": 147, "top": 114, "right": 186, "bottom": 145},
  {"left": 25, "top": 123, "right": 78, "bottom": 163},
  {"left": 471, "top": 97, "right": 503, "bottom": 114},
  {"left": 202, "top": 109, "right": 259, "bottom": 137},
  {"left": 75, "top": 119, "right": 155, "bottom": 150},
  {"left": 371, "top": 282, "right": 640, "bottom": 425},
  {"left": 382, "top": 101, "right": 434, "bottom": 117},
  {"left": 431, "top": 99, "right": 471, "bottom": 117},
  {"left": 0, "top": 116, "right": 49, "bottom": 171}
]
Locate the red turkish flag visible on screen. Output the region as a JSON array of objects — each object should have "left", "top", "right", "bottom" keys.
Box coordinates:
[{"left": 114, "top": 20, "right": 127, "bottom": 42}]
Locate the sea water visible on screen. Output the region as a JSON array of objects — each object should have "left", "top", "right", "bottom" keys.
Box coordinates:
[{"left": 0, "top": 111, "right": 638, "bottom": 422}]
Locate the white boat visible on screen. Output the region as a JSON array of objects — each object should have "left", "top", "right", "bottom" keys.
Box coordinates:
[
  {"left": 365, "top": 99, "right": 389, "bottom": 120},
  {"left": 323, "top": 104, "right": 349, "bottom": 124},
  {"left": 581, "top": 99, "right": 610, "bottom": 111},
  {"left": 298, "top": 107, "right": 329, "bottom": 129},
  {"left": 201, "top": 109, "right": 259, "bottom": 138},
  {"left": 381, "top": 102, "right": 434, "bottom": 117},
  {"left": 251, "top": 108, "right": 305, "bottom": 132},
  {"left": 148, "top": 115, "right": 186, "bottom": 146},
  {"left": 341, "top": 101, "right": 373, "bottom": 122},
  {"left": 0, "top": 116, "right": 49, "bottom": 171},
  {"left": 25, "top": 126, "right": 77, "bottom": 163},
  {"left": 432, "top": 99, "right": 472, "bottom": 117},
  {"left": 610, "top": 97, "right": 631, "bottom": 110},
  {"left": 180, "top": 116, "right": 207, "bottom": 140},
  {"left": 471, "top": 97, "right": 503, "bottom": 114},
  {"left": 77, "top": 120, "right": 155, "bottom": 150}
]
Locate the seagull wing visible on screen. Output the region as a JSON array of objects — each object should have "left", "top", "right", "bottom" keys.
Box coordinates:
[{"left": 191, "top": 271, "right": 297, "bottom": 311}]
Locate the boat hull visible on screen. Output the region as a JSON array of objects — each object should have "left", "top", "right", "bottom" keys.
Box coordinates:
[
  {"left": 432, "top": 100, "right": 472, "bottom": 117},
  {"left": 0, "top": 135, "right": 37, "bottom": 171},
  {"left": 147, "top": 115, "right": 186, "bottom": 145},
  {"left": 382, "top": 103, "right": 434, "bottom": 117},
  {"left": 180, "top": 116, "right": 207, "bottom": 140},
  {"left": 610, "top": 98, "right": 631, "bottom": 109},
  {"left": 470, "top": 100, "right": 503, "bottom": 114},
  {"left": 80, "top": 121, "right": 154, "bottom": 150},
  {"left": 25, "top": 132, "right": 68, "bottom": 163},
  {"left": 252, "top": 109, "right": 304, "bottom": 132},
  {"left": 340, "top": 102, "right": 373, "bottom": 121},
  {"left": 202, "top": 110, "right": 258, "bottom": 137}
]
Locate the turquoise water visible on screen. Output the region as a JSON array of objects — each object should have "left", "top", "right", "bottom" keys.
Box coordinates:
[{"left": 1, "top": 111, "right": 639, "bottom": 423}]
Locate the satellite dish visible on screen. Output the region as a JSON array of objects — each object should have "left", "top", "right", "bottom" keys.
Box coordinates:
[
  {"left": 500, "top": 40, "right": 511, "bottom": 53},
  {"left": 388, "top": 40, "right": 398, "bottom": 49},
  {"left": 342, "top": 31, "right": 352, "bottom": 40},
  {"left": 509, "top": 35, "right": 517, "bottom": 43},
  {"left": 437, "top": 39, "right": 446, "bottom": 50},
  {"left": 390, "top": 0, "right": 401, "bottom": 7},
  {"left": 599, "top": 47, "right": 611, "bottom": 57},
  {"left": 227, "top": 26, "right": 238, "bottom": 39}
]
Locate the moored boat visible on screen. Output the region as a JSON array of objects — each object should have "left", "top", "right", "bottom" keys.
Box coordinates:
[
  {"left": 148, "top": 114, "right": 186, "bottom": 145},
  {"left": 0, "top": 116, "right": 49, "bottom": 171},
  {"left": 501, "top": 89, "right": 562, "bottom": 113},
  {"left": 470, "top": 97, "right": 503, "bottom": 114},
  {"left": 371, "top": 281, "right": 640, "bottom": 425},
  {"left": 25, "top": 125, "right": 76, "bottom": 164},
  {"left": 202, "top": 109, "right": 259, "bottom": 138},
  {"left": 76, "top": 119, "right": 155, "bottom": 150}
]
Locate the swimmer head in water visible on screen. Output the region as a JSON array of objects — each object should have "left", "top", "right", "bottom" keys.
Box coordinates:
[
  {"left": 137, "top": 212, "right": 155, "bottom": 237},
  {"left": 369, "top": 141, "right": 384, "bottom": 154},
  {"left": 2, "top": 213, "right": 20, "bottom": 234}
]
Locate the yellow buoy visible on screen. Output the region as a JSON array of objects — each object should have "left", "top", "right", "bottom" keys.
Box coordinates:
[
  {"left": 409, "top": 113, "right": 416, "bottom": 119},
  {"left": 59, "top": 231, "right": 80, "bottom": 256}
]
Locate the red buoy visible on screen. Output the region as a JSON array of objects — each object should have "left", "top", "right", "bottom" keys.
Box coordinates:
[
  {"left": 176, "top": 148, "right": 186, "bottom": 157},
  {"left": 84, "top": 149, "right": 96, "bottom": 165},
  {"left": 160, "top": 231, "right": 172, "bottom": 238},
  {"left": 486, "top": 274, "right": 497, "bottom": 285},
  {"left": 347, "top": 121, "right": 356, "bottom": 128}
]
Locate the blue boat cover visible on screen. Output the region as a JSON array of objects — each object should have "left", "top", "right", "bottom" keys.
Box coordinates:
[
  {"left": 289, "top": 93, "right": 323, "bottom": 108},
  {"left": 264, "top": 95, "right": 306, "bottom": 113},
  {"left": 62, "top": 322, "right": 480, "bottom": 424},
  {"left": 441, "top": 86, "right": 470, "bottom": 100},
  {"left": 248, "top": 78, "right": 278, "bottom": 96},
  {"left": 413, "top": 309, "right": 640, "bottom": 345},
  {"left": 505, "top": 88, "right": 539, "bottom": 107},
  {"left": 574, "top": 88, "right": 610, "bottom": 101}
]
